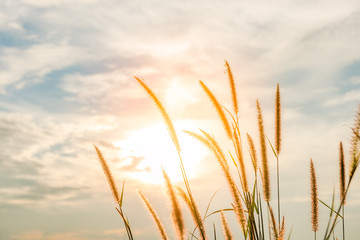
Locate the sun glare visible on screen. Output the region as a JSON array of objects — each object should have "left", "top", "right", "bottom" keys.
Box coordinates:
[{"left": 114, "top": 120, "right": 207, "bottom": 184}]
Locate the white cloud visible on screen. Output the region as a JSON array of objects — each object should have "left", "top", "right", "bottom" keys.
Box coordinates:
[
  {"left": 0, "top": 112, "right": 70, "bottom": 161},
  {"left": 324, "top": 89, "right": 360, "bottom": 107},
  {"left": 0, "top": 43, "right": 88, "bottom": 93}
]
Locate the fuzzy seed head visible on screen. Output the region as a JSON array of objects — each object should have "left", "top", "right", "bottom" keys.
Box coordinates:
[
  {"left": 275, "top": 83, "right": 281, "bottom": 155},
  {"left": 225, "top": 60, "right": 239, "bottom": 117},
  {"left": 310, "top": 159, "right": 319, "bottom": 232},
  {"left": 339, "top": 141, "right": 346, "bottom": 204},
  {"left": 94, "top": 145, "right": 120, "bottom": 205},
  {"left": 257, "top": 99, "right": 270, "bottom": 202}
]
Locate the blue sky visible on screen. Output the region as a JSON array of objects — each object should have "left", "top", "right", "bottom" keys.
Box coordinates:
[{"left": 0, "top": 0, "right": 360, "bottom": 239}]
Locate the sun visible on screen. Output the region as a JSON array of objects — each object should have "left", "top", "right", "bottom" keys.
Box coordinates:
[{"left": 113, "top": 120, "right": 208, "bottom": 184}]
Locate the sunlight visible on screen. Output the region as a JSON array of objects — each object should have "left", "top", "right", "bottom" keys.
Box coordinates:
[
  {"left": 113, "top": 120, "right": 208, "bottom": 184},
  {"left": 164, "top": 78, "right": 198, "bottom": 111}
]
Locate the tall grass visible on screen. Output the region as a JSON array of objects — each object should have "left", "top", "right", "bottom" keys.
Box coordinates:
[
  {"left": 310, "top": 159, "right": 318, "bottom": 239},
  {"left": 95, "top": 62, "right": 360, "bottom": 240}
]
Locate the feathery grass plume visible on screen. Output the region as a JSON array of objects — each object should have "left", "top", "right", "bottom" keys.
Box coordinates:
[
  {"left": 199, "top": 80, "right": 232, "bottom": 139},
  {"left": 176, "top": 187, "right": 207, "bottom": 240},
  {"left": 349, "top": 105, "right": 360, "bottom": 181},
  {"left": 269, "top": 206, "right": 279, "bottom": 239},
  {"left": 94, "top": 145, "right": 120, "bottom": 204},
  {"left": 247, "top": 133, "right": 258, "bottom": 174},
  {"left": 232, "top": 125, "right": 249, "bottom": 193},
  {"left": 134, "top": 76, "right": 180, "bottom": 152},
  {"left": 257, "top": 99, "right": 270, "bottom": 202},
  {"left": 274, "top": 83, "right": 282, "bottom": 230},
  {"left": 310, "top": 159, "right": 319, "bottom": 233},
  {"left": 163, "top": 169, "right": 185, "bottom": 240},
  {"left": 339, "top": 142, "right": 346, "bottom": 240},
  {"left": 185, "top": 130, "right": 246, "bottom": 232},
  {"left": 225, "top": 60, "right": 238, "bottom": 118},
  {"left": 220, "top": 210, "right": 233, "bottom": 240},
  {"left": 275, "top": 83, "right": 281, "bottom": 155},
  {"left": 138, "top": 191, "right": 169, "bottom": 240},
  {"left": 339, "top": 141, "right": 346, "bottom": 204}
]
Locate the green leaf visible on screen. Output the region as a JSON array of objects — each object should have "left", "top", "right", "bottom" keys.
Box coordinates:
[
  {"left": 120, "top": 180, "right": 125, "bottom": 208},
  {"left": 266, "top": 136, "right": 278, "bottom": 158},
  {"left": 318, "top": 198, "right": 343, "bottom": 219},
  {"left": 213, "top": 223, "right": 217, "bottom": 240}
]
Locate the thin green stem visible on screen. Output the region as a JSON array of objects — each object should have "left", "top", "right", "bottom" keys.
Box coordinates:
[
  {"left": 342, "top": 207, "right": 345, "bottom": 240},
  {"left": 266, "top": 202, "right": 271, "bottom": 240},
  {"left": 276, "top": 155, "right": 281, "bottom": 229},
  {"left": 325, "top": 181, "right": 351, "bottom": 240},
  {"left": 177, "top": 151, "right": 207, "bottom": 240}
]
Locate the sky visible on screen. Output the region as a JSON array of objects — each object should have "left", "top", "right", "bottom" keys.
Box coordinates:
[{"left": 0, "top": 0, "right": 360, "bottom": 239}]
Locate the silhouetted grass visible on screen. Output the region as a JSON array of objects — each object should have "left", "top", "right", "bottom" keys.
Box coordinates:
[{"left": 95, "top": 62, "right": 360, "bottom": 240}]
